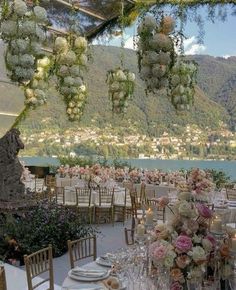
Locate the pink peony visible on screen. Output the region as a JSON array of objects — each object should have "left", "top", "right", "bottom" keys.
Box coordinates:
[
  {"left": 171, "top": 281, "right": 184, "bottom": 290},
  {"left": 196, "top": 203, "right": 213, "bottom": 219},
  {"left": 175, "top": 235, "right": 193, "bottom": 253},
  {"left": 206, "top": 234, "right": 216, "bottom": 248}
]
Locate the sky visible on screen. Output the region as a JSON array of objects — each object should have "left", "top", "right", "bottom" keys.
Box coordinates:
[{"left": 93, "top": 5, "right": 236, "bottom": 58}]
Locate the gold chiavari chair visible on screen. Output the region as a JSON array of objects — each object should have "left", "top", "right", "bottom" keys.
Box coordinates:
[
  {"left": 112, "top": 188, "right": 132, "bottom": 225},
  {"left": 226, "top": 188, "right": 236, "bottom": 201},
  {"left": 0, "top": 265, "right": 7, "bottom": 290},
  {"left": 147, "top": 198, "right": 166, "bottom": 223},
  {"left": 76, "top": 188, "right": 94, "bottom": 223},
  {"left": 24, "top": 245, "right": 54, "bottom": 290},
  {"left": 55, "top": 186, "right": 65, "bottom": 205},
  {"left": 67, "top": 236, "right": 97, "bottom": 269},
  {"left": 94, "top": 187, "right": 114, "bottom": 224}
]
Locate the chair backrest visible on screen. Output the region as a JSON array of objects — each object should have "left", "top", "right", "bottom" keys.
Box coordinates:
[
  {"left": 139, "top": 183, "right": 147, "bottom": 204},
  {"left": 0, "top": 265, "right": 7, "bottom": 290},
  {"left": 124, "top": 228, "right": 135, "bottom": 246},
  {"left": 147, "top": 199, "right": 165, "bottom": 223},
  {"left": 35, "top": 178, "right": 45, "bottom": 193},
  {"left": 24, "top": 245, "right": 54, "bottom": 290},
  {"left": 67, "top": 236, "right": 97, "bottom": 269},
  {"left": 61, "top": 178, "right": 72, "bottom": 187},
  {"left": 226, "top": 189, "right": 236, "bottom": 201},
  {"left": 98, "top": 188, "right": 114, "bottom": 206},
  {"left": 76, "top": 188, "right": 91, "bottom": 206},
  {"left": 55, "top": 186, "right": 65, "bottom": 204}
]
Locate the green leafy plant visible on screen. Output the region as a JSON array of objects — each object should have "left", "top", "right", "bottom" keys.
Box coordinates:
[
  {"left": 0, "top": 201, "right": 97, "bottom": 264},
  {"left": 207, "top": 169, "right": 230, "bottom": 189}
]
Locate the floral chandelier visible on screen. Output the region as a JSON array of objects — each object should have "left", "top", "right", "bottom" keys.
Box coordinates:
[{"left": 137, "top": 14, "right": 176, "bottom": 92}]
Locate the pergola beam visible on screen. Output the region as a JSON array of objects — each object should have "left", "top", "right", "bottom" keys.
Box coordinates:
[{"left": 133, "top": 0, "right": 236, "bottom": 5}]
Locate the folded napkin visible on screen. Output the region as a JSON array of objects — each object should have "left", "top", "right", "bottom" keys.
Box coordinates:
[{"left": 71, "top": 267, "right": 107, "bottom": 278}]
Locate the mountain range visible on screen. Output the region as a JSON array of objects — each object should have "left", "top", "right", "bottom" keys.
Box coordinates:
[{"left": 0, "top": 45, "right": 235, "bottom": 139}]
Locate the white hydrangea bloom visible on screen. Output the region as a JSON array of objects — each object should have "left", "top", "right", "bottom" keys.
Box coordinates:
[
  {"left": 24, "top": 88, "right": 35, "bottom": 99},
  {"left": 11, "top": 39, "right": 29, "bottom": 53},
  {"left": 33, "top": 6, "right": 47, "bottom": 23},
  {"left": 37, "top": 56, "right": 50, "bottom": 68},
  {"left": 115, "top": 69, "right": 127, "bottom": 81},
  {"left": 127, "top": 72, "right": 135, "bottom": 81},
  {"left": 1, "top": 20, "right": 17, "bottom": 37},
  {"left": 19, "top": 54, "right": 35, "bottom": 68},
  {"left": 70, "top": 65, "right": 81, "bottom": 77},
  {"left": 79, "top": 85, "right": 86, "bottom": 93},
  {"left": 74, "top": 37, "right": 87, "bottom": 51},
  {"left": 143, "top": 15, "right": 157, "bottom": 30},
  {"left": 60, "top": 51, "right": 76, "bottom": 66},
  {"left": 54, "top": 37, "right": 68, "bottom": 53},
  {"left": 20, "top": 21, "right": 36, "bottom": 36},
  {"left": 14, "top": 0, "right": 27, "bottom": 16},
  {"left": 78, "top": 54, "right": 88, "bottom": 66},
  {"left": 14, "top": 66, "right": 34, "bottom": 80},
  {"left": 64, "top": 77, "right": 74, "bottom": 86},
  {"left": 30, "top": 41, "right": 42, "bottom": 55},
  {"left": 73, "top": 77, "right": 83, "bottom": 86},
  {"left": 34, "top": 89, "right": 46, "bottom": 100},
  {"left": 36, "top": 26, "right": 46, "bottom": 41},
  {"left": 6, "top": 54, "right": 19, "bottom": 68},
  {"left": 58, "top": 65, "right": 70, "bottom": 77}
]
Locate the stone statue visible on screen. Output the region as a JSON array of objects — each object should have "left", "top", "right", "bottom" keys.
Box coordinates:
[{"left": 0, "top": 128, "right": 25, "bottom": 201}]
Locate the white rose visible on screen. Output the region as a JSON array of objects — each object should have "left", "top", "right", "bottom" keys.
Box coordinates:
[
  {"left": 24, "top": 88, "right": 34, "bottom": 99},
  {"left": 54, "top": 37, "right": 68, "bottom": 53},
  {"left": 34, "top": 67, "right": 44, "bottom": 80},
  {"left": 74, "top": 37, "right": 87, "bottom": 50},
  {"left": 191, "top": 246, "right": 206, "bottom": 263},
  {"left": 79, "top": 85, "right": 86, "bottom": 92},
  {"left": 202, "top": 238, "right": 213, "bottom": 252}
]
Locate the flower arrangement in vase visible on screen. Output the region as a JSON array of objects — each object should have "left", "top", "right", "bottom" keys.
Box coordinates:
[
  {"left": 106, "top": 68, "right": 135, "bottom": 114},
  {"left": 137, "top": 15, "right": 176, "bottom": 91},
  {"left": 0, "top": 0, "right": 50, "bottom": 107},
  {"left": 53, "top": 35, "right": 88, "bottom": 121}
]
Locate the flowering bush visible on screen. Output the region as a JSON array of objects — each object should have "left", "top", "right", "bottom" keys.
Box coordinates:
[
  {"left": 107, "top": 68, "right": 135, "bottom": 114},
  {"left": 0, "top": 201, "right": 97, "bottom": 264},
  {"left": 54, "top": 36, "right": 88, "bottom": 121},
  {"left": 137, "top": 15, "right": 175, "bottom": 91}
]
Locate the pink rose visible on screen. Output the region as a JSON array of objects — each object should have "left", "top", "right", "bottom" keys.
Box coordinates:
[
  {"left": 196, "top": 203, "right": 213, "bottom": 219},
  {"left": 171, "top": 281, "right": 184, "bottom": 290},
  {"left": 206, "top": 234, "right": 216, "bottom": 248},
  {"left": 175, "top": 235, "right": 192, "bottom": 253},
  {"left": 153, "top": 245, "right": 167, "bottom": 260}
]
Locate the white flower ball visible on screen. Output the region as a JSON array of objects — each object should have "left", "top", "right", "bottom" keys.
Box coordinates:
[
  {"left": 73, "top": 77, "right": 83, "bottom": 87},
  {"left": 156, "top": 51, "right": 171, "bottom": 65},
  {"left": 170, "top": 74, "right": 181, "bottom": 87},
  {"left": 14, "top": 0, "right": 28, "bottom": 16},
  {"left": 6, "top": 54, "right": 19, "bottom": 68},
  {"left": 151, "top": 33, "right": 172, "bottom": 51},
  {"left": 79, "top": 85, "right": 86, "bottom": 92},
  {"left": 58, "top": 65, "right": 69, "bottom": 77},
  {"left": 60, "top": 51, "right": 76, "bottom": 66},
  {"left": 127, "top": 72, "right": 135, "bottom": 82},
  {"left": 67, "top": 108, "right": 72, "bottom": 115},
  {"left": 110, "top": 81, "right": 120, "bottom": 92},
  {"left": 142, "top": 15, "right": 157, "bottom": 31},
  {"left": 1, "top": 20, "right": 17, "bottom": 37},
  {"left": 161, "top": 16, "right": 175, "bottom": 34},
  {"left": 78, "top": 54, "right": 87, "bottom": 66},
  {"left": 34, "top": 67, "right": 44, "bottom": 80},
  {"left": 20, "top": 21, "right": 36, "bottom": 36},
  {"left": 145, "top": 51, "right": 158, "bottom": 64},
  {"left": 30, "top": 41, "right": 42, "bottom": 55},
  {"left": 36, "top": 26, "right": 46, "bottom": 42},
  {"left": 54, "top": 37, "right": 68, "bottom": 53},
  {"left": 34, "top": 89, "right": 46, "bottom": 100},
  {"left": 37, "top": 56, "right": 50, "bottom": 68},
  {"left": 113, "top": 92, "right": 124, "bottom": 100},
  {"left": 20, "top": 54, "right": 35, "bottom": 68},
  {"left": 11, "top": 39, "right": 29, "bottom": 53},
  {"left": 68, "top": 102, "right": 75, "bottom": 108},
  {"left": 24, "top": 88, "right": 35, "bottom": 99},
  {"left": 76, "top": 102, "right": 83, "bottom": 108},
  {"left": 29, "top": 97, "right": 38, "bottom": 105},
  {"left": 152, "top": 64, "right": 166, "bottom": 78},
  {"left": 70, "top": 65, "right": 81, "bottom": 77},
  {"left": 33, "top": 6, "right": 48, "bottom": 23},
  {"left": 115, "top": 69, "right": 127, "bottom": 81},
  {"left": 74, "top": 37, "right": 87, "bottom": 50},
  {"left": 140, "top": 66, "right": 151, "bottom": 79},
  {"left": 73, "top": 107, "right": 78, "bottom": 114},
  {"left": 60, "top": 86, "right": 71, "bottom": 96},
  {"left": 31, "top": 79, "right": 39, "bottom": 89},
  {"left": 64, "top": 76, "right": 75, "bottom": 86},
  {"left": 78, "top": 93, "right": 85, "bottom": 100}
]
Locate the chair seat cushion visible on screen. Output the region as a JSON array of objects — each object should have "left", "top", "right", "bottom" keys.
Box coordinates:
[{"left": 95, "top": 203, "right": 112, "bottom": 208}]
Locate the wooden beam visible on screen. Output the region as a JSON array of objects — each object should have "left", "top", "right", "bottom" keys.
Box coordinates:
[{"left": 54, "top": 0, "right": 107, "bottom": 21}]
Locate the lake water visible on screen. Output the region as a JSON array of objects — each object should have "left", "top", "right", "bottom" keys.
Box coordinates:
[{"left": 123, "top": 159, "right": 236, "bottom": 181}]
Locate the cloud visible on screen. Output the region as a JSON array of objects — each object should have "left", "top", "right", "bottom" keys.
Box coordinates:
[
  {"left": 124, "top": 36, "right": 137, "bottom": 50},
  {"left": 223, "top": 55, "right": 231, "bottom": 59},
  {"left": 184, "top": 36, "right": 206, "bottom": 55}
]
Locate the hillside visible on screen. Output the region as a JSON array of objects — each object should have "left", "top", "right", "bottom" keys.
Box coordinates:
[{"left": 0, "top": 45, "right": 233, "bottom": 139}]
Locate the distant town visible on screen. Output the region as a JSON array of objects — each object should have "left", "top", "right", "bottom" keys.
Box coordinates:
[{"left": 20, "top": 119, "right": 236, "bottom": 161}]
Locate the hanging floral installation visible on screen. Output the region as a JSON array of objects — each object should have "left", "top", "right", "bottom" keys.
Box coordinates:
[
  {"left": 137, "top": 14, "right": 176, "bottom": 92},
  {"left": 0, "top": 0, "right": 50, "bottom": 107},
  {"left": 107, "top": 68, "right": 135, "bottom": 114},
  {"left": 106, "top": 0, "right": 136, "bottom": 114},
  {"left": 169, "top": 59, "right": 197, "bottom": 110},
  {"left": 53, "top": 35, "right": 88, "bottom": 121}
]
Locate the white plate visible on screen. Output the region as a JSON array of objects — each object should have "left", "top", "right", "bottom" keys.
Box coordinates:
[
  {"left": 95, "top": 257, "right": 112, "bottom": 267},
  {"left": 68, "top": 269, "right": 110, "bottom": 282}
]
